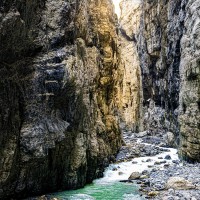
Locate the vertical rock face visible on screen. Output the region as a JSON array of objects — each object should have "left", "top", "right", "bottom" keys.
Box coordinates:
[
  {"left": 179, "top": 0, "right": 200, "bottom": 162},
  {"left": 117, "top": 0, "right": 143, "bottom": 132},
  {"left": 136, "top": 0, "right": 188, "bottom": 138},
  {"left": 0, "top": 0, "right": 122, "bottom": 199},
  {"left": 119, "top": 0, "right": 200, "bottom": 161}
]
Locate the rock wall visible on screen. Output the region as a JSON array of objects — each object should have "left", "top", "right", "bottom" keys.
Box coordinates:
[
  {"left": 136, "top": 0, "right": 188, "bottom": 140},
  {"left": 179, "top": 0, "right": 200, "bottom": 162},
  {"left": 117, "top": 0, "right": 143, "bottom": 132},
  {"left": 0, "top": 0, "right": 122, "bottom": 199},
  {"left": 119, "top": 0, "right": 199, "bottom": 160},
  {"left": 136, "top": 0, "right": 200, "bottom": 161}
]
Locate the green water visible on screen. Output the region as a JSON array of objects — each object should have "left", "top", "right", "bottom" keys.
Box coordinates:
[{"left": 52, "top": 181, "right": 144, "bottom": 200}]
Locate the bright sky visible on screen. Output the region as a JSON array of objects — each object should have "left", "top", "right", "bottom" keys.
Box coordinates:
[{"left": 112, "top": 0, "right": 121, "bottom": 18}]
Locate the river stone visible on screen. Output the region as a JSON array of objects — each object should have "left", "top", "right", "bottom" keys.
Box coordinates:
[
  {"left": 112, "top": 167, "right": 118, "bottom": 171},
  {"left": 165, "top": 155, "right": 172, "bottom": 160},
  {"left": 166, "top": 177, "right": 196, "bottom": 190},
  {"left": 148, "top": 191, "right": 159, "bottom": 197},
  {"left": 128, "top": 172, "right": 141, "bottom": 180},
  {"left": 154, "top": 161, "right": 162, "bottom": 165}
]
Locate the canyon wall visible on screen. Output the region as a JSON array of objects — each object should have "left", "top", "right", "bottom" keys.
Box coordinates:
[
  {"left": 117, "top": 0, "right": 142, "bottom": 132},
  {"left": 0, "top": 0, "right": 122, "bottom": 199},
  {"left": 179, "top": 0, "right": 200, "bottom": 162},
  {"left": 119, "top": 0, "right": 199, "bottom": 161},
  {"left": 0, "top": 0, "right": 200, "bottom": 198}
]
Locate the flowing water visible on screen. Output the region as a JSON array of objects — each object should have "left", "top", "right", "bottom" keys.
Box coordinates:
[{"left": 52, "top": 145, "right": 178, "bottom": 200}]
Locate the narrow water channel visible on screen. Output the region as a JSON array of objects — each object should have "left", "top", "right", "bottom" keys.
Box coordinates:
[{"left": 51, "top": 144, "right": 178, "bottom": 200}]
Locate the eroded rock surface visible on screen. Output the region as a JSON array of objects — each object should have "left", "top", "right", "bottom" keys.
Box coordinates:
[
  {"left": 179, "top": 0, "right": 200, "bottom": 162},
  {"left": 0, "top": 0, "right": 122, "bottom": 199},
  {"left": 117, "top": 0, "right": 142, "bottom": 132},
  {"left": 119, "top": 0, "right": 199, "bottom": 161}
]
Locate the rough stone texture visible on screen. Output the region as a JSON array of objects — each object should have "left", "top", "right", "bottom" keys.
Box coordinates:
[
  {"left": 0, "top": 0, "right": 122, "bottom": 199},
  {"left": 179, "top": 0, "right": 200, "bottom": 162},
  {"left": 166, "top": 177, "right": 195, "bottom": 190},
  {"left": 117, "top": 0, "right": 143, "bottom": 132},
  {"left": 136, "top": 0, "right": 189, "bottom": 139},
  {"left": 128, "top": 171, "right": 141, "bottom": 180},
  {"left": 120, "top": 0, "right": 199, "bottom": 160},
  {"left": 135, "top": 0, "right": 200, "bottom": 160}
]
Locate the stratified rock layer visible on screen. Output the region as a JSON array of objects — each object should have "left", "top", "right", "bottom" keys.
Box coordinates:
[
  {"left": 179, "top": 0, "right": 200, "bottom": 162},
  {"left": 136, "top": 0, "right": 200, "bottom": 162},
  {"left": 0, "top": 0, "right": 122, "bottom": 199},
  {"left": 119, "top": 0, "right": 199, "bottom": 161},
  {"left": 117, "top": 0, "right": 142, "bottom": 132}
]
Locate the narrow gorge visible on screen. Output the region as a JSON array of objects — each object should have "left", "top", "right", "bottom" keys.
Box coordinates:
[{"left": 0, "top": 0, "right": 199, "bottom": 199}]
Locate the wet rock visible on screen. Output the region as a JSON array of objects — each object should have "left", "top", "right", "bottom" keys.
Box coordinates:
[
  {"left": 142, "top": 170, "right": 149, "bottom": 175},
  {"left": 160, "top": 160, "right": 167, "bottom": 164},
  {"left": 154, "top": 161, "right": 162, "bottom": 165},
  {"left": 128, "top": 172, "right": 141, "bottom": 180},
  {"left": 112, "top": 167, "right": 118, "bottom": 171},
  {"left": 165, "top": 155, "right": 172, "bottom": 160},
  {"left": 164, "top": 164, "right": 170, "bottom": 168},
  {"left": 119, "top": 180, "right": 133, "bottom": 183}
]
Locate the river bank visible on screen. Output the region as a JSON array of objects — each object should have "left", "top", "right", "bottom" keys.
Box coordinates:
[
  {"left": 27, "top": 131, "right": 200, "bottom": 200},
  {"left": 118, "top": 131, "right": 200, "bottom": 200}
]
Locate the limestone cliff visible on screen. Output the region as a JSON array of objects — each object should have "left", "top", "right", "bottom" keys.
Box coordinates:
[
  {"left": 179, "top": 0, "right": 200, "bottom": 162},
  {"left": 0, "top": 0, "right": 122, "bottom": 199},
  {"left": 119, "top": 0, "right": 199, "bottom": 161},
  {"left": 117, "top": 0, "right": 142, "bottom": 132}
]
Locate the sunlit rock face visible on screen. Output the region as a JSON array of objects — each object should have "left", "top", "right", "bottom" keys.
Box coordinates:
[
  {"left": 117, "top": 0, "right": 143, "bottom": 131},
  {"left": 0, "top": 0, "right": 122, "bottom": 199}
]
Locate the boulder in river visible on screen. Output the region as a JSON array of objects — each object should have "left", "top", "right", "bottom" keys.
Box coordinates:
[
  {"left": 128, "top": 172, "right": 141, "bottom": 180},
  {"left": 165, "top": 155, "right": 172, "bottom": 160}
]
